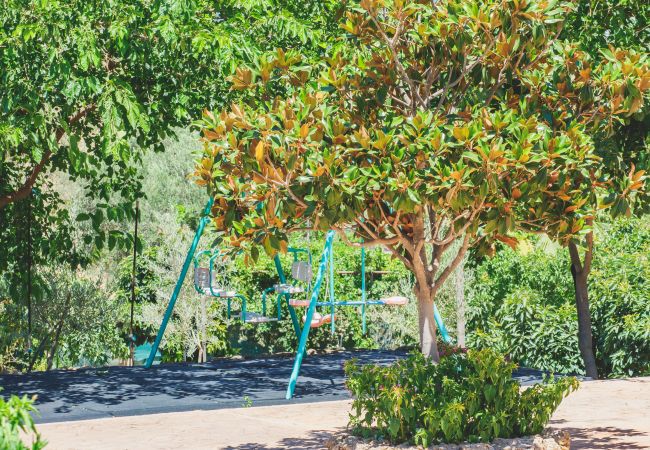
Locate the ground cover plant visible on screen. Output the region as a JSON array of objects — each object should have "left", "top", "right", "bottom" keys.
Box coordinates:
[
  {"left": 344, "top": 348, "right": 578, "bottom": 446},
  {"left": 0, "top": 390, "right": 46, "bottom": 450}
]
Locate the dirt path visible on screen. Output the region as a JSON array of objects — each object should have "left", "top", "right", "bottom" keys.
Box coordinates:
[{"left": 34, "top": 377, "right": 649, "bottom": 450}]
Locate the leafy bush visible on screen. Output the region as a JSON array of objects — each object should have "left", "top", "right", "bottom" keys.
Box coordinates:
[
  {"left": 0, "top": 391, "right": 46, "bottom": 450},
  {"left": 589, "top": 220, "right": 650, "bottom": 377},
  {"left": 345, "top": 348, "right": 578, "bottom": 446},
  {"left": 467, "top": 218, "right": 650, "bottom": 378},
  {"left": 470, "top": 288, "right": 582, "bottom": 374}
]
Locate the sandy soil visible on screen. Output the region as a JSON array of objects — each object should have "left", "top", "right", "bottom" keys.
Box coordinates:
[{"left": 32, "top": 377, "right": 649, "bottom": 450}]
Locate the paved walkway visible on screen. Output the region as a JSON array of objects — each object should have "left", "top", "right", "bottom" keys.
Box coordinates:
[{"left": 32, "top": 377, "right": 649, "bottom": 449}]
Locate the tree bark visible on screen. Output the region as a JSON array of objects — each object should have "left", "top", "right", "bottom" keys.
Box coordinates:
[
  {"left": 568, "top": 240, "right": 598, "bottom": 379},
  {"left": 415, "top": 283, "right": 440, "bottom": 362},
  {"left": 455, "top": 263, "right": 466, "bottom": 348}
]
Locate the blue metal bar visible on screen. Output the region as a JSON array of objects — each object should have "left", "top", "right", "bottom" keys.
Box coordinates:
[
  {"left": 361, "top": 247, "right": 367, "bottom": 334},
  {"left": 434, "top": 303, "right": 452, "bottom": 343},
  {"left": 315, "top": 299, "right": 389, "bottom": 307},
  {"left": 274, "top": 255, "right": 301, "bottom": 338},
  {"left": 145, "top": 198, "right": 214, "bottom": 368},
  {"left": 286, "top": 230, "right": 335, "bottom": 399},
  {"left": 262, "top": 287, "right": 275, "bottom": 318},
  {"left": 329, "top": 238, "right": 335, "bottom": 334},
  {"left": 208, "top": 253, "right": 221, "bottom": 297}
]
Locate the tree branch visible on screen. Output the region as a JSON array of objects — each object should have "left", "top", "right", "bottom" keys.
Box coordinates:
[
  {"left": 431, "top": 233, "right": 470, "bottom": 298},
  {"left": 0, "top": 104, "right": 96, "bottom": 210}
]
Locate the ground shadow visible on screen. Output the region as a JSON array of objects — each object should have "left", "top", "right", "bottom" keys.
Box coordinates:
[
  {"left": 550, "top": 421, "right": 648, "bottom": 450},
  {"left": 221, "top": 429, "right": 344, "bottom": 450},
  {"left": 0, "top": 349, "right": 548, "bottom": 424}
]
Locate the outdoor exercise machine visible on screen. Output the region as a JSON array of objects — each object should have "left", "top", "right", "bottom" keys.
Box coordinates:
[{"left": 145, "top": 198, "right": 452, "bottom": 399}]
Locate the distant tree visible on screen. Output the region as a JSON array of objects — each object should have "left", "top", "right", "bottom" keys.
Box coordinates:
[
  {"left": 522, "top": 0, "right": 650, "bottom": 378},
  {"left": 0, "top": 0, "right": 340, "bottom": 368},
  {"left": 196, "top": 0, "right": 648, "bottom": 360}
]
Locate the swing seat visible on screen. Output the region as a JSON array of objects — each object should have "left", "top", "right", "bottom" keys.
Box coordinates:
[
  {"left": 381, "top": 296, "right": 409, "bottom": 306},
  {"left": 194, "top": 267, "right": 237, "bottom": 297},
  {"left": 242, "top": 312, "right": 278, "bottom": 324},
  {"left": 194, "top": 267, "right": 213, "bottom": 290},
  {"left": 288, "top": 299, "right": 311, "bottom": 307},
  {"left": 303, "top": 312, "right": 335, "bottom": 328},
  {"left": 214, "top": 289, "right": 238, "bottom": 298},
  {"left": 291, "top": 261, "right": 313, "bottom": 282},
  {"left": 274, "top": 284, "right": 304, "bottom": 294}
]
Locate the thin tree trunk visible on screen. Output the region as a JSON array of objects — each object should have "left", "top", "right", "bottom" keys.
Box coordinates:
[
  {"left": 455, "top": 263, "right": 466, "bottom": 348},
  {"left": 46, "top": 319, "right": 65, "bottom": 371},
  {"left": 46, "top": 293, "right": 71, "bottom": 371},
  {"left": 199, "top": 297, "right": 207, "bottom": 363},
  {"left": 568, "top": 240, "right": 598, "bottom": 379},
  {"left": 416, "top": 284, "right": 440, "bottom": 362}
]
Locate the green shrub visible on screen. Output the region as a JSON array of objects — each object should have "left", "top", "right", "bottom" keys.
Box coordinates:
[
  {"left": 344, "top": 348, "right": 578, "bottom": 446},
  {"left": 467, "top": 218, "right": 650, "bottom": 378},
  {"left": 0, "top": 391, "right": 46, "bottom": 450},
  {"left": 470, "top": 288, "right": 582, "bottom": 374},
  {"left": 589, "top": 220, "right": 650, "bottom": 377}
]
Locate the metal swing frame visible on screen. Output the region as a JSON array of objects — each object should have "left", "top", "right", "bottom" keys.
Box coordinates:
[
  {"left": 284, "top": 230, "right": 452, "bottom": 399},
  {"left": 145, "top": 198, "right": 452, "bottom": 401},
  {"left": 144, "top": 199, "right": 303, "bottom": 368}
]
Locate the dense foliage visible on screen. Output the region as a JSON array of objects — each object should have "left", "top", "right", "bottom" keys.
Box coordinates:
[
  {"left": 197, "top": 0, "right": 649, "bottom": 360},
  {"left": 468, "top": 218, "right": 650, "bottom": 378},
  {"left": 0, "top": 391, "right": 45, "bottom": 450},
  {"left": 0, "top": 0, "right": 340, "bottom": 369},
  {"left": 345, "top": 348, "right": 578, "bottom": 445}
]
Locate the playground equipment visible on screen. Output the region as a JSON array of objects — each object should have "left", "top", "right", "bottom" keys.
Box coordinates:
[
  {"left": 145, "top": 199, "right": 452, "bottom": 399},
  {"left": 192, "top": 245, "right": 312, "bottom": 324}
]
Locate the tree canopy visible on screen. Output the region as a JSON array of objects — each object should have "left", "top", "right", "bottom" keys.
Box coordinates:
[
  {"left": 0, "top": 0, "right": 340, "bottom": 279},
  {"left": 197, "top": 0, "right": 649, "bottom": 359}
]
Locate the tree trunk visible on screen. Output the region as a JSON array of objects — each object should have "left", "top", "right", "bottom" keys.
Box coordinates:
[
  {"left": 46, "top": 293, "right": 71, "bottom": 371},
  {"left": 570, "top": 260, "right": 598, "bottom": 378},
  {"left": 199, "top": 297, "right": 207, "bottom": 363},
  {"left": 416, "top": 284, "right": 440, "bottom": 362},
  {"left": 455, "top": 264, "right": 466, "bottom": 348}
]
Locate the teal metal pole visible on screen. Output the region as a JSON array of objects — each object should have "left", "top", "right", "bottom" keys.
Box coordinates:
[
  {"left": 274, "top": 255, "right": 301, "bottom": 338},
  {"left": 329, "top": 240, "right": 335, "bottom": 334},
  {"left": 361, "top": 247, "right": 367, "bottom": 334},
  {"left": 434, "top": 303, "right": 452, "bottom": 344},
  {"left": 286, "top": 230, "right": 335, "bottom": 399},
  {"left": 145, "top": 198, "right": 213, "bottom": 368}
]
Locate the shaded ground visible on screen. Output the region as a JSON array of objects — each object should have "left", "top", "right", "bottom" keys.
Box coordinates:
[
  {"left": 0, "top": 349, "right": 546, "bottom": 423},
  {"left": 30, "top": 377, "right": 650, "bottom": 450}
]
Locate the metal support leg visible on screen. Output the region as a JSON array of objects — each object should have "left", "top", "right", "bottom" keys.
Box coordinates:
[
  {"left": 434, "top": 303, "right": 452, "bottom": 344},
  {"left": 361, "top": 247, "right": 367, "bottom": 334},
  {"left": 145, "top": 199, "right": 214, "bottom": 368},
  {"left": 286, "top": 231, "right": 335, "bottom": 399},
  {"left": 329, "top": 243, "right": 335, "bottom": 334}
]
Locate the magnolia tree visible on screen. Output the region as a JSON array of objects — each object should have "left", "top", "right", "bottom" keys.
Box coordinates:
[
  {"left": 196, "top": 0, "right": 648, "bottom": 360},
  {"left": 517, "top": 44, "right": 649, "bottom": 377},
  {"left": 547, "top": 1, "right": 650, "bottom": 378}
]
